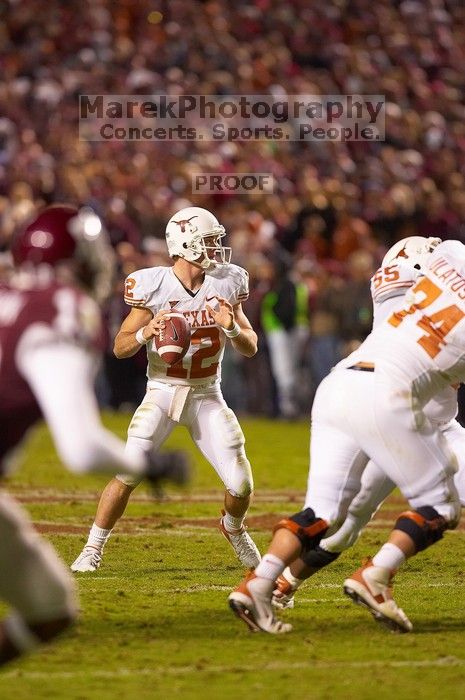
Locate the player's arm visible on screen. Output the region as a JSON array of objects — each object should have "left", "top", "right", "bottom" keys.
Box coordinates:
[
  {"left": 113, "top": 307, "right": 170, "bottom": 359},
  {"left": 206, "top": 297, "right": 258, "bottom": 357},
  {"left": 231, "top": 303, "right": 258, "bottom": 357}
]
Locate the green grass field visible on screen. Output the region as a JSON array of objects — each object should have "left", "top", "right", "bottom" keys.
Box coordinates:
[{"left": 1, "top": 414, "right": 465, "bottom": 700}]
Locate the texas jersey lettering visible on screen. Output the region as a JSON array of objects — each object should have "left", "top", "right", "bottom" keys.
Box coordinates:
[{"left": 123, "top": 264, "right": 249, "bottom": 385}]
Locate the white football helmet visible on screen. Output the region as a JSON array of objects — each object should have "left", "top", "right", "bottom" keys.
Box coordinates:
[
  {"left": 381, "top": 236, "right": 442, "bottom": 271},
  {"left": 165, "top": 206, "right": 231, "bottom": 269}
]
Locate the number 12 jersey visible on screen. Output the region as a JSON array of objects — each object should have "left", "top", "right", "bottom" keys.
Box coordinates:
[{"left": 123, "top": 264, "right": 249, "bottom": 386}]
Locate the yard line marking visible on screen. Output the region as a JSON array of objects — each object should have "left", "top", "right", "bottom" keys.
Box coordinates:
[
  {"left": 38, "top": 528, "right": 239, "bottom": 537},
  {"left": 2, "top": 657, "right": 465, "bottom": 679},
  {"left": 76, "top": 582, "right": 233, "bottom": 592},
  {"left": 75, "top": 581, "right": 465, "bottom": 593},
  {"left": 11, "top": 489, "right": 308, "bottom": 503}
]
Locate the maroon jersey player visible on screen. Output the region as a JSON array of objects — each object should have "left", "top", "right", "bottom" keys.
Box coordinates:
[
  {"left": 0, "top": 280, "right": 105, "bottom": 465},
  {"left": 0, "top": 205, "right": 188, "bottom": 667}
]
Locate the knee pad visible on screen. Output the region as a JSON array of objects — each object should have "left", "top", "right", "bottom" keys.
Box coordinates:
[
  {"left": 274, "top": 508, "right": 329, "bottom": 551},
  {"left": 225, "top": 450, "right": 253, "bottom": 498},
  {"left": 116, "top": 473, "right": 142, "bottom": 488},
  {"left": 394, "top": 506, "right": 448, "bottom": 552},
  {"left": 300, "top": 545, "right": 340, "bottom": 570},
  {"left": 117, "top": 437, "right": 150, "bottom": 488}
]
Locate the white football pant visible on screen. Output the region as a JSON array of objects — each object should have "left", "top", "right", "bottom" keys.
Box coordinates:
[
  {"left": 117, "top": 383, "right": 253, "bottom": 498},
  {"left": 305, "top": 368, "right": 461, "bottom": 538},
  {"left": 21, "top": 344, "right": 147, "bottom": 477},
  {"left": 321, "top": 418, "right": 465, "bottom": 552}
]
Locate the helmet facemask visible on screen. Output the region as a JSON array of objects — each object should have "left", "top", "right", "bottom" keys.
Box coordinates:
[
  {"left": 178, "top": 225, "right": 231, "bottom": 269},
  {"left": 197, "top": 227, "right": 231, "bottom": 269}
]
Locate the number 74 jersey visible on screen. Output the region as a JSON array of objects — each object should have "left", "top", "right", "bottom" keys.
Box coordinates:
[
  {"left": 341, "top": 240, "right": 465, "bottom": 395},
  {"left": 124, "top": 264, "right": 249, "bottom": 386}
]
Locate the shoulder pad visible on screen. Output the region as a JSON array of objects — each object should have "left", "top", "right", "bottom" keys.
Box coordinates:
[
  {"left": 123, "top": 267, "right": 167, "bottom": 308},
  {"left": 427, "top": 240, "right": 465, "bottom": 275},
  {"left": 370, "top": 261, "right": 420, "bottom": 306},
  {"left": 208, "top": 264, "right": 249, "bottom": 304}
]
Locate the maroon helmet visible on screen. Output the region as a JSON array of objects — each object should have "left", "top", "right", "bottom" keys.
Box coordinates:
[
  {"left": 11, "top": 205, "right": 79, "bottom": 267},
  {"left": 11, "top": 204, "right": 115, "bottom": 302}
]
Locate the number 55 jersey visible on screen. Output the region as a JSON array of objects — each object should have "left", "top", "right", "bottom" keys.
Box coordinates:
[
  {"left": 340, "top": 240, "right": 465, "bottom": 408},
  {"left": 124, "top": 264, "right": 249, "bottom": 387}
]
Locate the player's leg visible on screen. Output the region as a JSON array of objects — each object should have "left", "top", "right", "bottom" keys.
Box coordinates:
[
  {"left": 229, "top": 432, "right": 367, "bottom": 632},
  {"left": 25, "top": 345, "right": 155, "bottom": 477},
  {"left": 26, "top": 354, "right": 189, "bottom": 573},
  {"left": 229, "top": 371, "right": 369, "bottom": 633},
  {"left": 0, "top": 492, "right": 77, "bottom": 666},
  {"left": 70, "top": 476, "right": 138, "bottom": 572},
  {"left": 274, "top": 461, "right": 395, "bottom": 608},
  {"left": 441, "top": 419, "right": 465, "bottom": 506},
  {"left": 343, "top": 389, "right": 461, "bottom": 632},
  {"left": 71, "top": 388, "right": 175, "bottom": 572},
  {"left": 188, "top": 390, "right": 260, "bottom": 568}
]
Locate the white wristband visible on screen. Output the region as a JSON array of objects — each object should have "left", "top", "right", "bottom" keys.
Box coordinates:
[
  {"left": 135, "top": 326, "right": 148, "bottom": 345},
  {"left": 224, "top": 321, "right": 241, "bottom": 339}
]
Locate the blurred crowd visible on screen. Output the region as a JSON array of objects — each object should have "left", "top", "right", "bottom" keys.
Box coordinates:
[{"left": 1, "top": 0, "right": 465, "bottom": 416}]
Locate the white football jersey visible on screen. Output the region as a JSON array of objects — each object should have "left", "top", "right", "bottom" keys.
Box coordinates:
[
  {"left": 341, "top": 240, "right": 465, "bottom": 407},
  {"left": 370, "top": 259, "right": 458, "bottom": 425},
  {"left": 370, "top": 260, "right": 422, "bottom": 327},
  {"left": 123, "top": 264, "right": 249, "bottom": 386}
]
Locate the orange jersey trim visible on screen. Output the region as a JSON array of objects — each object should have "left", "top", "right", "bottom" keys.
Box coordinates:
[{"left": 372, "top": 281, "right": 412, "bottom": 301}]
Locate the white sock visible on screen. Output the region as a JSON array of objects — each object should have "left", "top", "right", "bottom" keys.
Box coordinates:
[
  {"left": 86, "top": 523, "right": 112, "bottom": 552},
  {"left": 372, "top": 543, "right": 406, "bottom": 571},
  {"left": 222, "top": 512, "right": 244, "bottom": 532},
  {"left": 255, "top": 553, "right": 285, "bottom": 581},
  {"left": 282, "top": 566, "right": 304, "bottom": 589}
]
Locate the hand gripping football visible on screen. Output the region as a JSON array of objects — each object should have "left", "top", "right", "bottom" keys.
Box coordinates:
[{"left": 154, "top": 312, "right": 191, "bottom": 365}]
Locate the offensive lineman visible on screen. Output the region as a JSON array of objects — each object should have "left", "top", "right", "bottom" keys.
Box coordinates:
[
  {"left": 229, "top": 237, "right": 465, "bottom": 634},
  {"left": 72, "top": 206, "right": 261, "bottom": 573},
  {"left": 273, "top": 236, "right": 465, "bottom": 611},
  {"left": 0, "top": 205, "right": 188, "bottom": 666}
]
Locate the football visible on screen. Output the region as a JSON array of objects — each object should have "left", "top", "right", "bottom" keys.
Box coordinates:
[{"left": 154, "top": 312, "right": 191, "bottom": 365}]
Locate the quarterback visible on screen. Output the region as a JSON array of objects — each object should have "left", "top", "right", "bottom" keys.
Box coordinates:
[
  {"left": 0, "top": 206, "right": 188, "bottom": 666},
  {"left": 229, "top": 237, "right": 465, "bottom": 634},
  {"left": 72, "top": 206, "right": 261, "bottom": 573}
]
